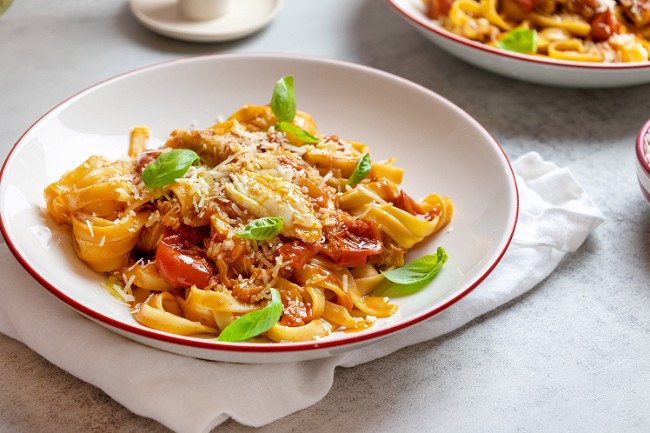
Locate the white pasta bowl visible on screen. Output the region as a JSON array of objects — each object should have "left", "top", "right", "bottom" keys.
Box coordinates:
[
  {"left": 0, "top": 53, "right": 518, "bottom": 363},
  {"left": 386, "top": 0, "right": 650, "bottom": 88},
  {"left": 635, "top": 119, "right": 650, "bottom": 204}
]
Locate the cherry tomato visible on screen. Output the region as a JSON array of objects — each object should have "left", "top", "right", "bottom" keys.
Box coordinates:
[
  {"left": 135, "top": 151, "right": 161, "bottom": 173},
  {"left": 591, "top": 10, "right": 620, "bottom": 42},
  {"left": 513, "top": 0, "right": 535, "bottom": 13},
  {"left": 278, "top": 288, "right": 312, "bottom": 327},
  {"left": 391, "top": 190, "right": 425, "bottom": 216},
  {"left": 424, "top": 0, "right": 454, "bottom": 18},
  {"left": 155, "top": 227, "right": 215, "bottom": 288},
  {"left": 278, "top": 241, "right": 319, "bottom": 271},
  {"left": 319, "top": 218, "right": 383, "bottom": 268}
]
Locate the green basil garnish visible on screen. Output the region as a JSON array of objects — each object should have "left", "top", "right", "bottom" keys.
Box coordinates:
[
  {"left": 497, "top": 28, "right": 538, "bottom": 54},
  {"left": 141, "top": 149, "right": 199, "bottom": 189},
  {"left": 270, "top": 76, "right": 318, "bottom": 146},
  {"left": 217, "top": 288, "right": 283, "bottom": 342},
  {"left": 236, "top": 217, "right": 283, "bottom": 240},
  {"left": 276, "top": 121, "right": 320, "bottom": 144},
  {"left": 271, "top": 75, "right": 296, "bottom": 123},
  {"left": 347, "top": 153, "right": 372, "bottom": 186},
  {"left": 381, "top": 247, "right": 448, "bottom": 286}
]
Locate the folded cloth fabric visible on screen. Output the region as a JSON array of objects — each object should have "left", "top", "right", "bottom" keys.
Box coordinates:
[{"left": 0, "top": 152, "right": 605, "bottom": 433}]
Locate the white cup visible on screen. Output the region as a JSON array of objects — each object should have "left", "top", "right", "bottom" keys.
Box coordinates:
[{"left": 178, "top": 0, "right": 230, "bottom": 20}]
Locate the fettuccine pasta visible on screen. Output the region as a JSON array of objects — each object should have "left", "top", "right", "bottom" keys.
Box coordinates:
[
  {"left": 424, "top": 0, "right": 650, "bottom": 62},
  {"left": 44, "top": 77, "right": 452, "bottom": 343}
]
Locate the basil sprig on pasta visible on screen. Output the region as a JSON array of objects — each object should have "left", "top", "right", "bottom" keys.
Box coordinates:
[
  {"left": 381, "top": 247, "right": 448, "bottom": 286},
  {"left": 347, "top": 153, "right": 372, "bottom": 186},
  {"left": 497, "top": 28, "right": 538, "bottom": 54},
  {"left": 271, "top": 75, "right": 297, "bottom": 123},
  {"left": 217, "top": 288, "right": 283, "bottom": 342},
  {"left": 271, "top": 75, "right": 319, "bottom": 144},
  {"left": 141, "top": 149, "right": 199, "bottom": 189},
  {"left": 276, "top": 121, "right": 320, "bottom": 143},
  {"left": 236, "top": 217, "right": 283, "bottom": 240}
]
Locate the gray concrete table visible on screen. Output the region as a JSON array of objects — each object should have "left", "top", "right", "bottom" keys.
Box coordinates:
[{"left": 1, "top": 1, "right": 650, "bottom": 432}]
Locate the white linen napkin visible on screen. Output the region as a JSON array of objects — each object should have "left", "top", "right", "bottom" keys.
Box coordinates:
[{"left": 0, "top": 152, "right": 604, "bottom": 433}]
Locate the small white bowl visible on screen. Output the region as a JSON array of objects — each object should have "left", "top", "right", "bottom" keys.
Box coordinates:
[
  {"left": 129, "top": 0, "right": 283, "bottom": 43},
  {"left": 635, "top": 119, "right": 650, "bottom": 204},
  {"left": 386, "top": 0, "right": 650, "bottom": 88}
]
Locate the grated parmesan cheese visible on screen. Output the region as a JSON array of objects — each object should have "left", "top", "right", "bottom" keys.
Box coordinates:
[{"left": 85, "top": 220, "right": 94, "bottom": 238}]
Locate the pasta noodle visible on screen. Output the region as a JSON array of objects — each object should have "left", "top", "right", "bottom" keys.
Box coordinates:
[
  {"left": 44, "top": 82, "right": 452, "bottom": 343},
  {"left": 423, "top": 0, "right": 650, "bottom": 62}
]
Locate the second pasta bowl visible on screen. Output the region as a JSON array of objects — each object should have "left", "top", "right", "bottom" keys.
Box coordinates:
[{"left": 387, "top": 0, "right": 650, "bottom": 88}]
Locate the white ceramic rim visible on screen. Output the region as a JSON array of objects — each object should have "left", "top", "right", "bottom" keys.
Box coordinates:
[{"left": 0, "top": 53, "right": 519, "bottom": 356}]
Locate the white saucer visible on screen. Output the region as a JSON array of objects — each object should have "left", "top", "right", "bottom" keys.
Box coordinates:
[{"left": 129, "top": 0, "right": 283, "bottom": 43}]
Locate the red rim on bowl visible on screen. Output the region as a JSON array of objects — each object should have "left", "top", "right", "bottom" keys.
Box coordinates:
[
  {"left": 0, "top": 53, "right": 519, "bottom": 356},
  {"left": 636, "top": 119, "right": 650, "bottom": 176},
  {"left": 635, "top": 119, "right": 650, "bottom": 203}
]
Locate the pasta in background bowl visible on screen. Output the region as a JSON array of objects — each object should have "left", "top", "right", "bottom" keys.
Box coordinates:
[
  {"left": 387, "top": 0, "right": 650, "bottom": 87},
  {"left": 0, "top": 54, "right": 517, "bottom": 363}
]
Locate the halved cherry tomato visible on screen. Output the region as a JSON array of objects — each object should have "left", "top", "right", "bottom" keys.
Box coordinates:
[
  {"left": 278, "top": 288, "right": 312, "bottom": 327},
  {"left": 278, "top": 241, "right": 319, "bottom": 271},
  {"left": 391, "top": 190, "right": 425, "bottom": 216},
  {"left": 513, "top": 0, "right": 535, "bottom": 13},
  {"left": 319, "top": 218, "right": 383, "bottom": 268},
  {"left": 155, "top": 227, "right": 215, "bottom": 288},
  {"left": 591, "top": 10, "right": 620, "bottom": 42},
  {"left": 135, "top": 151, "right": 161, "bottom": 173},
  {"left": 424, "top": 0, "right": 454, "bottom": 18}
]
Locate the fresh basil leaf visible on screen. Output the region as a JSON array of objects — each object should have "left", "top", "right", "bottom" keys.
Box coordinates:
[
  {"left": 236, "top": 217, "right": 284, "bottom": 240},
  {"left": 270, "top": 75, "right": 296, "bottom": 123},
  {"left": 276, "top": 121, "right": 320, "bottom": 144},
  {"left": 347, "top": 153, "right": 372, "bottom": 186},
  {"left": 497, "top": 28, "right": 538, "bottom": 54},
  {"left": 141, "top": 149, "right": 199, "bottom": 189},
  {"left": 217, "top": 288, "right": 283, "bottom": 342},
  {"left": 380, "top": 247, "right": 448, "bottom": 286}
]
